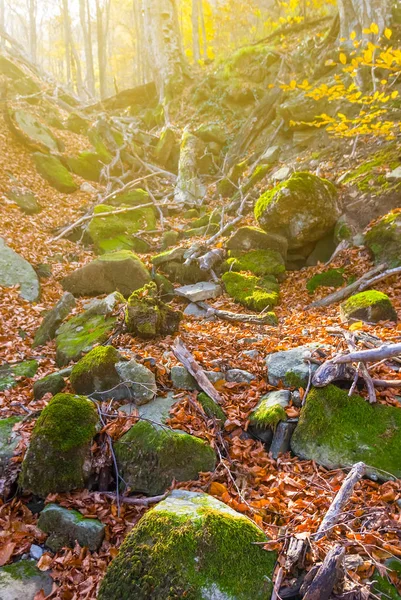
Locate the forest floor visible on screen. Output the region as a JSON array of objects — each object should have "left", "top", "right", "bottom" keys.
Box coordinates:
[{"left": 1, "top": 106, "right": 401, "bottom": 599}]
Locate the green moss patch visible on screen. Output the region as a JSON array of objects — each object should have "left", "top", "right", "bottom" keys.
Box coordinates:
[
  {"left": 197, "top": 393, "right": 226, "bottom": 421},
  {"left": 223, "top": 249, "right": 285, "bottom": 278},
  {"left": 222, "top": 271, "right": 279, "bottom": 314},
  {"left": 55, "top": 313, "right": 117, "bottom": 366},
  {"left": 0, "top": 360, "right": 38, "bottom": 392},
  {"left": 249, "top": 403, "right": 287, "bottom": 431},
  {"left": 33, "top": 152, "right": 78, "bottom": 194},
  {"left": 20, "top": 393, "right": 99, "bottom": 496},
  {"left": 65, "top": 151, "right": 105, "bottom": 182},
  {"left": 306, "top": 268, "right": 345, "bottom": 294},
  {"left": 115, "top": 421, "right": 216, "bottom": 495},
  {"left": 291, "top": 385, "right": 401, "bottom": 480},
  {"left": 70, "top": 346, "right": 121, "bottom": 395},
  {"left": 340, "top": 290, "right": 397, "bottom": 323},
  {"left": 125, "top": 282, "right": 182, "bottom": 339},
  {"left": 365, "top": 211, "right": 401, "bottom": 267},
  {"left": 98, "top": 489, "right": 276, "bottom": 600}
]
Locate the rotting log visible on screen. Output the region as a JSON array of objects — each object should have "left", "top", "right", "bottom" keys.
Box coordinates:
[
  {"left": 84, "top": 81, "right": 158, "bottom": 112},
  {"left": 301, "top": 544, "right": 345, "bottom": 600}
]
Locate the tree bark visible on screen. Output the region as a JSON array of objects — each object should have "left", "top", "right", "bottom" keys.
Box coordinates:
[
  {"left": 192, "top": 0, "right": 200, "bottom": 62},
  {"left": 337, "top": 0, "right": 392, "bottom": 39},
  {"left": 302, "top": 545, "right": 345, "bottom": 600},
  {"left": 142, "top": 0, "right": 187, "bottom": 100},
  {"left": 95, "top": 0, "right": 111, "bottom": 99},
  {"left": 198, "top": 0, "right": 208, "bottom": 60},
  {"left": 62, "top": 0, "right": 72, "bottom": 84},
  {"left": 79, "top": 0, "right": 96, "bottom": 97},
  {"left": 28, "top": 0, "right": 37, "bottom": 63}
]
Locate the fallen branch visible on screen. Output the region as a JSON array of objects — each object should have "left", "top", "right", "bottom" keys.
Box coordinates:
[
  {"left": 343, "top": 330, "right": 376, "bottom": 404},
  {"left": 315, "top": 462, "right": 365, "bottom": 541},
  {"left": 196, "top": 302, "right": 277, "bottom": 325},
  {"left": 301, "top": 544, "right": 345, "bottom": 600},
  {"left": 333, "top": 343, "right": 401, "bottom": 365},
  {"left": 99, "top": 492, "right": 168, "bottom": 506},
  {"left": 308, "top": 264, "right": 388, "bottom": 308},
  {"left": 198, "top": 248, "right": 226, "bottom": 271},
  {"left": 173, "top": 337, "right": 222, "bottom": 405}
]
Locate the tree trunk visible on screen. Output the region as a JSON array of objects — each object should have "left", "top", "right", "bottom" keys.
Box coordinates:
[
  {"left": 337, "top": 0, "right": 392, "bottom": 39},
  {"left": 0, "top": 0, "right": 5, "bottom": 49},
  {"left": 198, "top": 0, "right": 208, "bottom": 60},
  {"left": 95, "top": 0, "right": 110, "bottom": 99},
  {"left": 142, "top": 0, "right": 187, "bottom": 100},
  {"left": 192, "top": 0, "right": 200, "bottom": 62},
  {"left": 62, "top": 0, "right": 72, "bottom": 84},
  {"left": 79, "top": 0, "right": 96, "bottom": 97},
  {"left": 28, "top": 0, "right": 37, "bottom": 63}
]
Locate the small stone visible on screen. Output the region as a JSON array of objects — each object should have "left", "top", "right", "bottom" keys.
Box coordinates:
[
  {"left": 241, "top": 349, "right": 259, "bottom": 359},
  {"left": 175, "top": 282, "right": 222, "bottom": 302},
  {"left": 266, "top": 344, "right": 324, "bottom": 387},
  {"left": 0, "top": 559, "right": 53, "bottom": 599},
  {"left": 38, "top": 503, "right": 105, "bottom": 552},
  {"left": 33, "top": 373, "right": 65, "bottom": 400},
  {"left": 83, "top": 292, "right": 122, "bottom": 316},
  {"left": 386, "top": 166, "right": 401, "bottom": 181},
  {"left": 270, "top": 421, "right": 297, "bottom": 459},
  {"left": 291, "top": 390, "right": 302, "bottom": 408},
  {"left": 170, "top": 366, "right": 224, "bottom": 391},
  {"left": 33, "top": 292, "right": 76, "bottom": 347},
  {"left": 0, "top": 360, "right": 38, "bottom": 392},
  {"left": 183, "top": 303, "right": 210, "bottom": 318},
  {"left": 0, "top": 416, "right": 22, "bottom": 497},
  {"left": 225, "top": 369, "right": 255, "bottom": 383},
  {"left": 115, "top": 360, "right": 157, "bottom": 405},
  {"left": 259, "top": 145, "right": 280, "bottom": 165},
  {"left": 29, "top": 544, "right": 44, "bottom": 560},
  {"left": 0, "top": 238, "right": 40, "bottom": 302},
  {"left": 131, "top": 392, "right": 179, "bottom": 425},
  {"left": 272, "top": 166, "right": 292, "bottom": 181}
]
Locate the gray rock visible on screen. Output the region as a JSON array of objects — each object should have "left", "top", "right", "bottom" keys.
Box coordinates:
[
  {"left": 33, "top": 292, "right": 76, "bottom": 347},
  {"left": 183, "top": 302, "right": 210, "bottom": 318},
  {"left": 0, "top": 559, "right": 53, "bottom": 600},
  {"left": 241, "top": 349, "right": 259, "bottom": 359},
  {"left": 0, "top": 416, "right": 22, "bottom": 497},
  {"left": 0, "top": 238, "right": 40, "bottom": 302},
  {"left": 29, "top": 545, "right": 44, "bottom": 560},
  {"left": 260, "top": 145, "right": 280, "bottom": 165},
  {"left": 12, "top": 109, "right": 59, "bottom": 152},
  {"left": 38, "top": 503, "right": 105, "bottom": 552},
  {"left": 115, "top": 360, "right": 157, "bottom": 405},
  {"left": 386, "top": 166, "right": 401, "bottom": 181},
  {"left": 120, "top": 392, "right": 179, "bottom": 426},
  {"left": 83, "top": 292, "right": 121, "bottom": 316},
  {"left": 7, "top": 187, "right": 41, "bottom": 215},
  {"left": 266, "top": 344, "right": 323, "bottom": 387},
  {"left": 291, "top": 390, "right": 302, "bottom": 408},
  {"left": 98, "top": 490, "right": 276, "bottom": 600},
  {"left": 260, "top": 390, "right": 291, "bottom": 409},
  {"left": 272, "top": 166, "right": 292, "bottom": 181},
  {"left": 33, "top": 373, "right": 65, "bottom": 400},
  {"left": 225, "top": 369, "right": 255, "bottom": 383},
  {"left": 175, "top": 282, "right": 222, "bottom": 302},
  {"left": 170, "top": 366, "right": 223, "bottom": 391},
  {"left": 0, "top": 360, "right": 39, "bottom": 392},
  {"left": 270, "top": 421, "right": 297, "bottom": 459}
]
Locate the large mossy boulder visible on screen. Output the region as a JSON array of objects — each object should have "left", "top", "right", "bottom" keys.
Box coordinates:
[
  {"left": 254, "top": 172, "right": 340, "bottom": 249},
  {"left": 364, "top": 211, "right": 401, "bottom": 267},
  {"left": 306, "top": 269, "right": 345, "bottom": 294},
  {"left": 38, "top": 503, "right": 105, "bottom": 552},
  {"left": 70, "top": 346, "right": 121, "bottom": 395},
  {"left": 0, "top": 360, "right": 38, "bottom": 392},
  {"left": 55, "top": 312, "right": 117, "bottom": 366},
  {"left": 223, "top": 249, "right": 285, "bottom": 278},
  {"left": 152, "top": 247, "right": 206, "bottom": 285},
  {"left": 340, "top": 291, "right": 397, "bottom": 324},
  {"left": 33, "top": 291, "right": 76, "bottom": 347},
  {"left": 0, "top": 238, "right": 40, "bottom": 302},
  {"left": 88, "top": 201, "right": 156, "bottom": 253},
  {"left": 115, "top": 421, "right": 216, "bottom": 495},
  {"left": 98, "top": 489, "right": 276, "bottom": 600},
  {"left": 125, "top": 282, "right": 182, "bottom": 339},
  {"left": 9, "top": 109, "right": 59, "bottom": 152},
  {"left": 0, "top": 560, "right": 53, "bottom": 600},
  {"left": 33, "top": 373, "right": 65, "bottom": 400},
  {"left": 222, "top": 271, "right": 279, "bottom": 316},
  {"left": 226, "top": 226, "right": 288, "bottom": 258},
  {"left": 62, "top": 250, "right": 150, "bottom": 297},
  {"left": 33, "top": 152, "right": 78, "bottom": 193},
  {"left": 291, "top": 385, "right": 401, "bottom": 480},
  {"left": 65, "top": 151, "right": 105, "bottom": 182},
  {"left": 20, "top": 393, "right": 99, "bottom": 497}
]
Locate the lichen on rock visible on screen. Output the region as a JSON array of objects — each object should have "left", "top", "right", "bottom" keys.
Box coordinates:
[
  {"left": 33, "top": 152, "right": 78, "bottom": 194},
  {"left": 223, "top": 249, "right": 285, "bottom": 278},
  {"left": 340, "top": 290, "right": 397, "bottom": 324},
  {"left": 222, "top": 271, "right": 279, "bottom": 315},
  {"left": 125, "top": 282, "right": 182, "bottom": 339}
]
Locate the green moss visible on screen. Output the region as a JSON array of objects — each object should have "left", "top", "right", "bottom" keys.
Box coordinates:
[
  {"left": 125, "top": 282, "right": 182, "bottom": 339},
  {"left": 291, "top": 385, "right": 401, "bottom": 479},
  {"left": 115, "top": 421, "right": 216, "bottom": 495},
  {"left": 183, "top": 223, "right": 220, "bottom": 239},
  {"left": 20, "top": 393, "right": 99, "bottom": 496},
  {"left": 96, "top": 234, "right": 150, "bottom": 255},
  {"left": 306, "top": 269, "right": 345, "bottom": 294},
  {"left": 250, "top": 403, "right": 287, "bottom": 430},
  {"left": 161, "top": 231, "right": 180, "bottom": 250},
  {"left": 372, "top": 571, "right": 401, "bottom": 600},
  {"left": 1, "top": 559, "right": 42, "bottom": 580},
  {"left": 98, "top": 491, "right": 276, "bottom": 600},
  {"left": 33, "top": 152, "right": 78, "bottom": 194},
  {"left": 197, "top": 393, "right": 226, "bottom": 421},
  {"left": 107, "top": 188, "right": 149, "bottom": 207},
  {"left": 0, "top": 360, "right": 39, "bottom": 392},
  {"left": 88, "top": 204, "right": 156, "bottom": 252},
  {"left": 55, "top": 313, "right": 117, "bottom": 367},
  {"left": 255, "top": 172, "right": 337, "bottom": 224},
  {"left": 223, "top": 249, "right": 285, "bottom": 278},
  {"left": 217, "top": 161, "right": 247, "bottom": 196},
  {"left": 343, "top": 146, "right": 400, "bottom": 192},
  {"left": 65, "top": 151, "right": 104, "bottom": 182},
  {"left": 284, "top": 372, "right": 305, "bottom": 389},
  {"left": 70, "top": 346, "right": 121, "bottom": 395},
  {"left": 222, "top": 271, "right": 279, "bottom": 313},
  {"left": 365, "top": 211, "right": 401, "bottom": 267},
  {"left": 341, "top": 290, "right": 397, "bottom": 323},
  {"left": 33, "top": 373, "right": 65, "bottom": 399}
]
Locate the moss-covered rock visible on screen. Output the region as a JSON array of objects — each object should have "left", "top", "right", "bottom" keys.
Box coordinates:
[
  {"left": 55, "top": 312, "right": 117, "bottom": 366},
  {"left": 33, "top": 291, "right": 76, "bottom": 347},
  {"left": 160, "top": 230, "right": 180, "bottom": 250},
  {"left": 88, "top": 202, "right": 156, "bottom": 253},
  {"left": 66, "top": 112, "right": 90, "bottom": 134},
  {"left": 226, "top": 226, "right": 288, "bottom": 258},
  {"left": 33, "top": 152, "right": 78, "bottom": 193},
  {"left": 249, "top": 391, "right": 289, "bottom": 431},
  {"left": 9, "top": 109, "right": 60, "bottom": 153},
  {"left": 0, "top": 559, "right": 53, "bottom": 599},
  {"left": 115, "top": 359, "right": 157, "bottom": 404},
  {"left": 223, "top": 249, "right": 285, "bottom": 278},
  {"left": 8, "top": 187, "right": 42, "bottom": 215},
  {"left": 0, "top": 416, "right": 22, "bottom": 496},
  {"left": 0, "top": 237, "right": 40, "bottom": 302},
  {"left": 266, "top": 344, "right": 324, "bottom": 387},
  {"left": 306, "top": 269, "right": 345, "bottom": 294},
  {"left": 20, "top": 393, "right": 99, "bottom": 496},
  {"left": 106, "top": 188, "right": 149, "bottom": 207},
  {"left": 197, "top": 392, "right": 226, "bottom": 421},
  {"left": 291, "top": 385, "right": 401, "bottom": 480},
  {"left": 62, "top": 250, "right": 150, "bottom": 297},
  {"left": 222, "top": 271, "right": 279, "bottom": 315},
  {"left": 254, "top": 172, "right": 339, "bottom": 250},
  {"left": 33, "top": 373, "right": 65, "bottom": 400},
  {"left": 125, "top": 282, "right": 182, "bottom": 339},
  {"left": 340, "top": 291, "right": 397, "bottom": 323},
  {"left": 0, "top": 360, "right": 38, "bottom": 392},
  {"left": 38, "top": 503, "right": 105, "bottom": 552},
  {"left": 70, "top": 346, "right": 121, "bottom": 395},
  {"left": 364, "top": 211, "right": 401, "bottom": 267},
  {"left": 154, "top": 127, "right": 178, "bottom": 168},
  {"left": 98, "top": 489, "right": 276, "bottom": 600},
  {"left": 115, "top": 421, "right": 216, "bottom": 495},
  {"left": 65, "top": 151, "right": 105, "bottom": 182}
]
